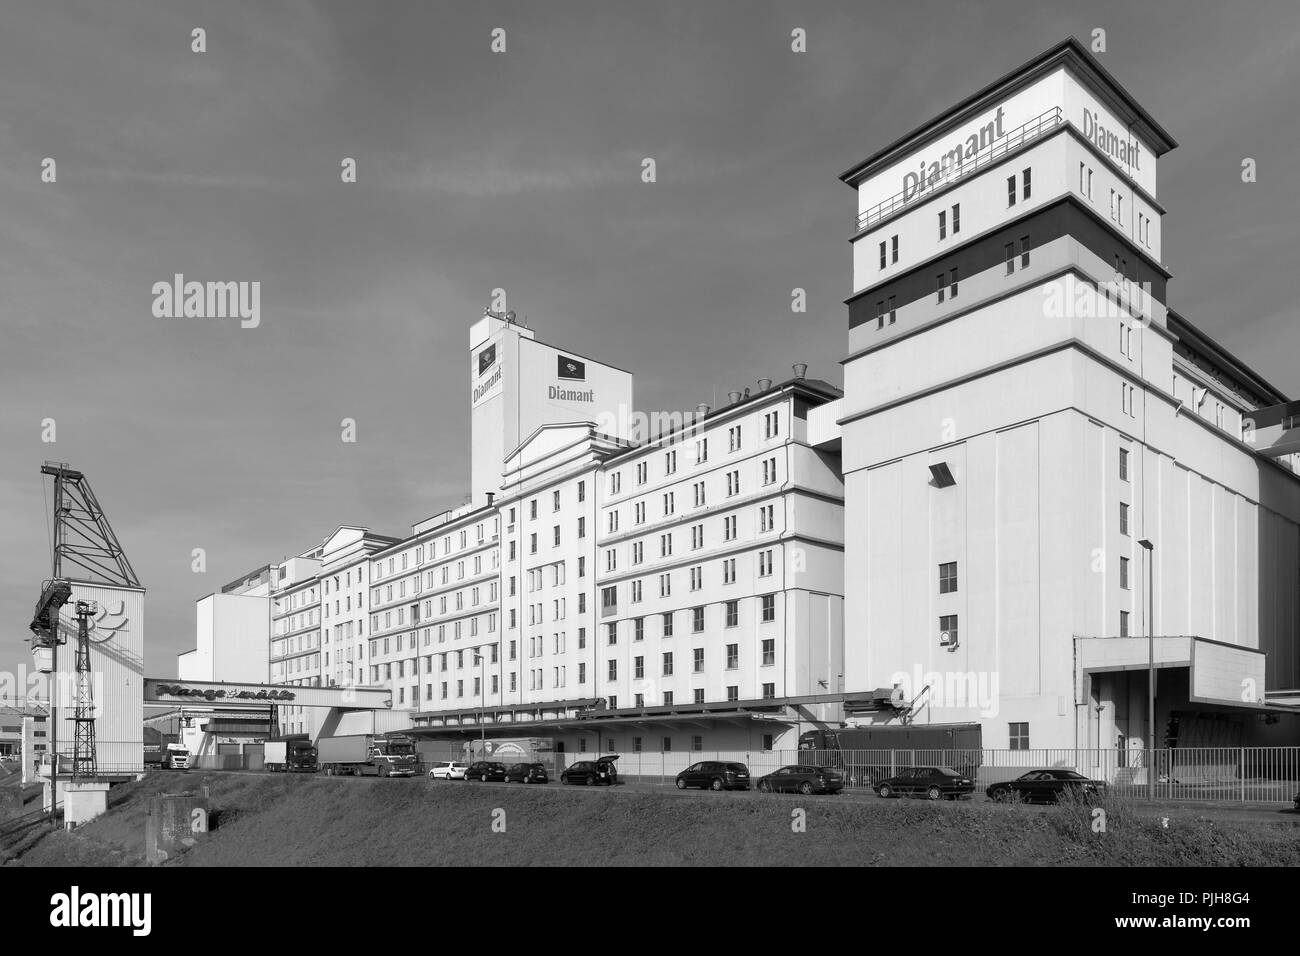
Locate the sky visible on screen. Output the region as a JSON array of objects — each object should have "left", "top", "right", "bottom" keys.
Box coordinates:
[{"left": 2, "top": 0, "right": 1298, "bottom": 685}]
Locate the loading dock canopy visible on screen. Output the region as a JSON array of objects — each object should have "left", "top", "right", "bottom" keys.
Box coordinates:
[
  {"left": 1078, "top": 636, "right": 1267, "bottom": 708},
  {"left": 143, "top": 678, "right": 392, "bottom": 710}
]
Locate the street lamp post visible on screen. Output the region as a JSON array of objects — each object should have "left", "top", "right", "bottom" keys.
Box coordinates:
[{"left": 1138, "top": 538, "right": 1155, "bottom": 799}]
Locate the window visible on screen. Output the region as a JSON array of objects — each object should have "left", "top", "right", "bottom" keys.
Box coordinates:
[
  {"left": 1022, "top": 167, "right": 1031, "bottom": 200},
  {"left": 949, "top": 267, "right": 958, "bottom": 298},
  {"left": 1119, "top": 447, "right": 1130, "bottom": 481},
  {"left": 601, "top": 586, "right": 617, "bottom": 614},
  {"left": 891, "top": 235, "right": 898, "bottom": 263},
  {"left": 1009, "top": 722, "right": 1030, "bottom": 750},
  {"left": 529, "top": 499, "right": 538, "bottom": 520},
  {"left": 938, "top": 209, "right": 946, "bottom": 240},
  {"left": 1007, "top": 174, "right": 1016, "bottom": 206},
  {"left": 722, "top": 558, "right": 736, "bottom": 584},
  {"left": 1005, "top": 242, "right": 1015, "bottom": 275},
  {"left": 939, "top": 561, "right": 958, "bottom": 594},
  {"left": 939, "top": 614, "right": 959, "bottom": 645},
  {"left": 662, "top": 612, "right": 674, "bottom": 637},
  {"left": 761, "top": 594, "right": 775, "bottom": 622},
  {"left": 725, "top": 600, "right": 739, "bottom": 627},
  {"left": 634, "top": 617, "right": 644, "bottom": 641},
  {"left": 762, "top": 683, "right": 775, "bottom": 700},
  {"left": 952, "top": 203, "right": 960, "bottom": 234},
  {"left": 692, "top": 734, "right": 704, "bottom": 750},
  {"left": 727, "top": 685, "right": 739, "bottom": 702},
  {"left": 879, "top": 240, "right": 886, "bottom": 270},
  {"left": 728, "top": 425, "right": 741, "bottom": 452},
  {"left": 876, "top": 300, "right": 885, "bottom": 330},
  {"left": 762, "top": 639, "right": 775, "bottom": 666},
  {"left": 608, "top": 660, "right": 617, "bottom": 681},
  {"left": 1020, "top": 235, "right": 1030, "bottom": 269},
  {"left": 764, "top": 410, "right": 779, "bottom": 439},
  {"left": 1119, "top": 502, "right": 1130, "bottom": 536},
  {"left": 888, "top": 295, "right": 896, "bottom": 324},
  {"left": 637, "top": 461, "right": 648, "bottom": 485},
  {"left": 664, "top": 450, "right": 677, "bottom": 474},
  {"left": 693, "top": 648, "right": 704, "bottom": 673},
  {"left": 758, "top": 550, "right": 773, "bottom": 576},
  {"left": 726, "top": 644, "right": 739, "bottom": 669},
  {"left": 663, "top": 652, "right": 674, "bottom": 676},
  {"left": 577, "top": 480, "right": 585, "bottom": 503},
  {"left": 1119, "top": 610, "right": 1130, "bottom": 638},
  {"left": 661, "top": 737, "right": 672, "bottom": 753},
  {"left": 607, "top": 623, "right": 618, "bottom": 645},
  {"left": 1120, "top": 556, "right": 1130, "bottom": 590},
  {"left": 634, "top": 656, "right": 644, "bottom": 679},
  {"left": 936, "top": 273, "right": 946, "bottom": 304},
  {"left": 692, "top": 606, "right": 705, "bottom": 633}
]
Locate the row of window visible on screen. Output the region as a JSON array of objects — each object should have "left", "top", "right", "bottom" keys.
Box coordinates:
[
  {"left": 600, "top": 551, "right": 778, "bottom": 611},
  {"left": 606, "top": 413, "right": 781, "bottom": 497},
  {"left": 373, "top": 520, "right": 499, "bottom": 582}
]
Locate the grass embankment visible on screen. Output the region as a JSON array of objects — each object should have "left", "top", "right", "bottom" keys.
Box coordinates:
[{"left": 6, "top": 773, "right": 1299, "bottom": 867}]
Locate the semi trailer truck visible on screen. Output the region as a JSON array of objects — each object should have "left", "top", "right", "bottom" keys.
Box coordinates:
[
  {"left": 318, "top": 733, "right": 418, "bottom": 777},
  {"left": 264, "top": 738, "right": 318, "bottom": 773}
]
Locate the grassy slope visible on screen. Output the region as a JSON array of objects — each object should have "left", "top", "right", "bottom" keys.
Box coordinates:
[{"left": 7, "top": 773, "right": 1300, "bottom": 867}]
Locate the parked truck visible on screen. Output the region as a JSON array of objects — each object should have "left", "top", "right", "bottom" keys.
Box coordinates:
[
  {"left": 264, "top": 737, "right": 318, "bottom": 773},
  {"left": 461, "top": 737, "right": 554, "bottom": 764},
  {"left": 318, "top": 733, "right": 418, "bottom": 777},
  {"left": 161, "top": 743, "right": 190, "bottom": 770},
  {"left": 799, "top": 724, "right": 983, "bottom": 787}
]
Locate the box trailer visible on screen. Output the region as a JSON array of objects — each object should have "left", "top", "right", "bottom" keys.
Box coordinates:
[
  {"left": 799, "top": 724, "right": 983, "bottom": 786},
  {"left": 264, "top": 738, "right": 318, "bottom": 773},
  {"left": 318, "top": 733, "right": 418, "bottom": 777}
]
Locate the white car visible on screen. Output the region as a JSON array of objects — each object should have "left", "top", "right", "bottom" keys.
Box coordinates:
[{"left": 428, "top": 761, "right": 468, "bottom": 780}]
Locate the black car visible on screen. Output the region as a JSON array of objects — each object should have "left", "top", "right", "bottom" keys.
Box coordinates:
[
  {"left": 986, "top": 769, "right": 1107, "bottom": 804},
  {"left": 676, "top": 761, "right": 751, "bottom": 791},
  {"left": 560, "top": 755, "right": 619, "bottom": 786},
  {"left": 756, "top": 765, "right": 844, "bottom": 795},
  {"left": 465, "top": 760, "right": 508, "bottom": 782},
  {"left": 875, "top": 767, "right": 975, "bottom": 800},
  {"left": 503, "top": 762, "right": 549, "bottom": 784}
]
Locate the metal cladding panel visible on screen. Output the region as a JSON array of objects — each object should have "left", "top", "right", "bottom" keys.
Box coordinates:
[{"left": 50, "top": 584, "right": 145, "bottom": 774}]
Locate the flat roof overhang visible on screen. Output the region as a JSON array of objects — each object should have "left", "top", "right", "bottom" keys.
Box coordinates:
[
  {"left": 405, "top": 708, "right": 794, "bottom": 739},
  {"left": 1077, "top": 636, "right": 1269, "bottom": 710}
]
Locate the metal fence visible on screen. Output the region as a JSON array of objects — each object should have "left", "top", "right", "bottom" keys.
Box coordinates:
[
  {"left": 560, "top": 746, "right": 1300, "bottom": 804},
  {"left": 136, "top": 746, "right": 1300, "bottom": 804}
]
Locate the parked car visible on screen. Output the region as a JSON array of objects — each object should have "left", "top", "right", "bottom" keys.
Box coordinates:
[
  {"left": 465, "top": 760, "right": 508, "bottom": 782},
  {"left": 875, "top": 767, "right": 975, "bottom": 800},
  {"left": 560, "top": 755, "right": 619, "bottom": 786},
  {"left": 427, "top": 760, "right": 469, "bottom": 780},
  {"left": 504, "top": 762, "right": 549, "bottom": 784},
  {"left": 985, "top": 769, "right": 1107, "bottom": 804},
  {"left": 756, "top": 765, "right": 844, "bottom": 795},
  {"left": 676, "top": 761, "right": 751, "bottom": 791}
]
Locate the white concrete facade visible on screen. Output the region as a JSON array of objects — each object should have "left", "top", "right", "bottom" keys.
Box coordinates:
[{"left": 836, "top": 38, "right": 1300, "bottom": 751}]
